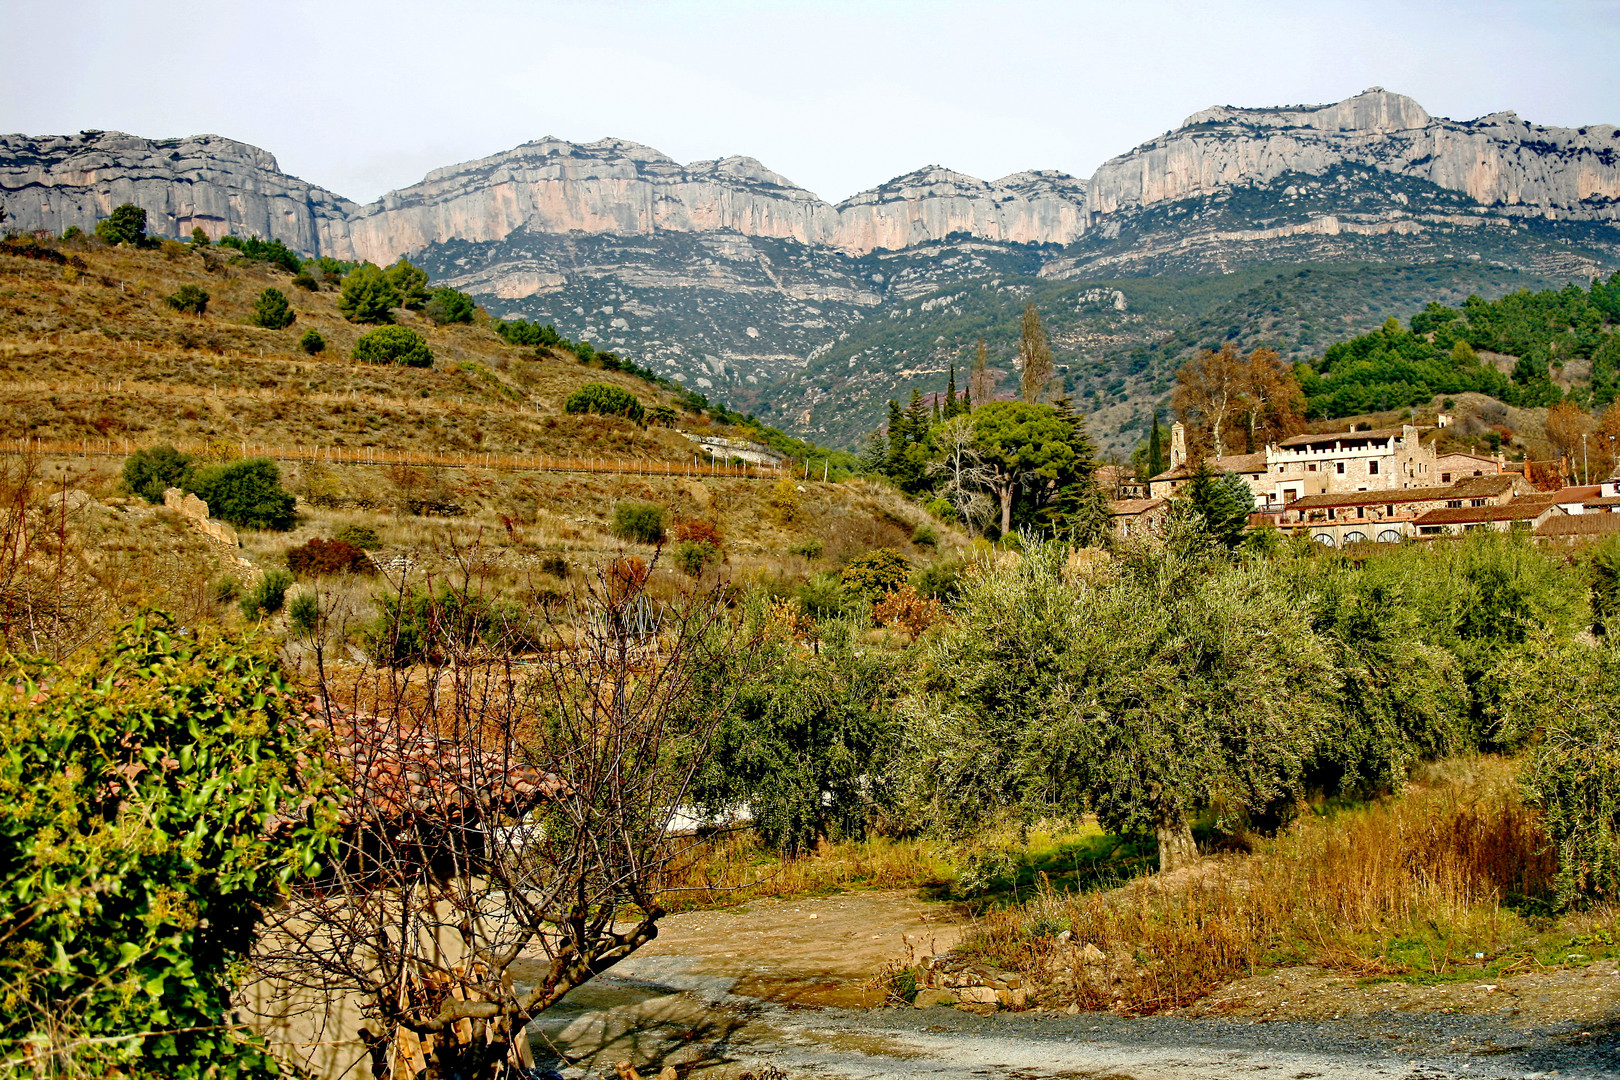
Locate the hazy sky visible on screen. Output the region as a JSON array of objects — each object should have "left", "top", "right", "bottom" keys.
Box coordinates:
[{"left": 5, "top": 1, "right": 1618, "bottom": 205}]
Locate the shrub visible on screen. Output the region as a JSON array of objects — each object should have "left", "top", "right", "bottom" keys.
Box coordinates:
[
  {"left": 190, "top": 226, "right": 210, "bottom": 246},
  {"left": 250, "top": 286, "right": 296, "bottom": 329},
  {"left": 121, "top": 443, "right": 194, "bottom": 503},
  {"left": 796, "top": 572, "right": 850, "bottom": 619},
  {"left": 61, "top": 225, "right": 83, "bottom": 241},
  {"left": 767, "top": 478, "right": 802, "bottom": 525},
  {"left": 873, "top": 585, "right": 947, "bottom": 637},
  {"left": 911, "top": 558, "right": 964, "bottom": 602},
  {"left": 165, "top": 283, "right": 210, "bottom": 315},
  {"left": 218, "top": 235, "right": 301, "bottom": 274},
  {"left": 563, "top": 382, "right": 644, "bottom": 422},
  {"left": 539, "top": 551, "right": 568, "bottom": 578},
  {"left": 495, "top": 318, "right": 560, "bottom": 347},
  {"left": 647, "top": 403, "right": 678, "bottom": 426},
  {"left": 337, "top": 263, "right": 400, "bottom": 323},
  {"left": 333, "top": 523, "right": 381, "bottom": 550},
  {"left": 0, "top": 618, "right": 334, "bottom": 1076},
  {"left": 672, "top": 518, "right": 723, "bottom": 548},
  {"left": 424, "top": 286, "right": 476, "bottom": 325},
  {"left": 288, "top": 589, "right": 321, "bottom": 635},
  {"left": 192, "top": 458, "right": 297, "bottom": 530},
  {"left": 291, "top": 270, "right": 319, "bottom": 291},
  {"left": 612, "top": 501, "right": 665, "bottom": 545},
  {"left": 840, "top": 548, "right": 910, "bottom": 601},
  {"left": 925, "top": 497, "right": 958, "bottom": 523},
  {"left": 366, "top": 586, "right": 538, "bottom": 666},
  {"left": 93, "top": 203, "right": 149, "bottom": 247},
  {"left": 788, "top": 537, "right": 825, "bottom": 559},
  {"left": 354, "top": 325, "right": 432, "bottom": 367},
  {"left": 912, "top": 522, "right": 940, "bottom": 548},
  {"left": 673, "top": 540, "right": 718, "bottom": 577},
  {"left": 299, "top": 328, "right": 326, "bottom": 355},
  {"left": 240, "top": 568, "right": 294, "bottom": 618},
  {"left": 286, "top": 537, "right": 374, "bottom": 577}
]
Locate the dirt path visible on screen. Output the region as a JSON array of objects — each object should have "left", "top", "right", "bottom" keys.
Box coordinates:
[{"left": 520, "top": 890, "right": 1620, "bottom": 1080}]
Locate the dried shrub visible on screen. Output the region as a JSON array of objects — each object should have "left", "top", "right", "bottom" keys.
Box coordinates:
[
  {"left": 672, "top": 517, "right": 723, "bottom": 549},
  {"left": 286, "top": 537, "right": 374, "bottom": 577},
  {"left": 872, "top": 585, "right": 947, "bottom": 637}
]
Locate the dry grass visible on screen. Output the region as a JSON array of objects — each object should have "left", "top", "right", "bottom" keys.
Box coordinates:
[
  {"left": 658, "top": 832, "right": 951, "bottom": 912},
  {"left": 956, "top": 757, "right": 1589, "bottom": 1013}
]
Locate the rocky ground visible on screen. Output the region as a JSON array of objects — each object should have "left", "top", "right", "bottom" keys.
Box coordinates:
[{"left": 522, "top": 891, "right": 1620, "bottom": 1080}]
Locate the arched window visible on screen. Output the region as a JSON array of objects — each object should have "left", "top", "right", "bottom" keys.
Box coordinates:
[
  {"left": 1312, "top": 533, "right": 1336, "bottom": 547},
  {"left": 1377, "top": 529, "right": 1402, "bottom": 543},
  {"left": 1342, "top": 531, "right": 1367, "bottom": 545}
]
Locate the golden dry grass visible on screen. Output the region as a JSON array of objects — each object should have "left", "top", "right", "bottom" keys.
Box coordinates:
[
  {"left": 955, "top": 757, "right": 1599, "bottom": 1013},
  {"left": 659, "top": 832, "right": 951, "bottom": 912}
]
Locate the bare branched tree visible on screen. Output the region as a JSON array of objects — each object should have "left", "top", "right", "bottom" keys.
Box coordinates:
[
  {"left": 253, "top": 548, "right": 773, "bottom": 1079},
  {"left": 1018, "top": 304, "right": 1054, "bottom": 405},
  {"left": 926, "top": 415, "right": 996, "bottom": 529},
  {"left": 0, "top": 450, "right": 111, "bottom": 658}
]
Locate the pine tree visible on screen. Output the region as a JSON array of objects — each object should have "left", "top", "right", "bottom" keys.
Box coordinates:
[
  {"left": 945, "top": 365, "right": 959, "bottom": 418},
  {"left": 1019, "top": 303, "right": 1054, "bottom": 404},
  {"left": 932, "top": 396, "right": 941, "bottom": 425},
  {"left": 887, "top": 399, "right": 906, "bottom": 458},
  {"left": 905, "top": 388, "right": 929, "bottom": 443}
]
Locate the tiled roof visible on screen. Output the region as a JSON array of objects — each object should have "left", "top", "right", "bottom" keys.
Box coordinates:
[
  {"left": 1277, "top": 427, "right": 1407, "bottom": 448},
  {"left": 1584, "top": 496, "right": 1620, "bottom": 510},
  {"left": 1109, "top": 498, "right": 1168, "bottom": 516},
  {"left": 1544, "top": 485, "right": 1603, "bottom": 504},
  {"left": 1148, "top": 452, "right": 1267, "bottom": 482},
  {"left": 1536, "top": 513, "right": 1620, "bottom": 537},
  {"left": 1284, "top": 474, "right": 1516, "bottom": 511},
  {"left": 1414, "top": 502, "right": 1561, "bottom": 525}
]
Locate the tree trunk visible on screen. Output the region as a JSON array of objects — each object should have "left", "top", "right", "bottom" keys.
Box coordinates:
[
  {"left": 998, "top": 483, "right": 1013, "bottom": 536},
  {"left": 1155, "top": 817, "right": 1198, "bottom": 874}
]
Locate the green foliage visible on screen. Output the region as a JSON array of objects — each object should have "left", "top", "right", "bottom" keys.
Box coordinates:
[
  {"left": 969, "top": 400, "right": 1104, "bottom": 536},
  {"left": 240, "top": 569, "right": 294, "bottom": 619},
  {"left": 0, "top": 617, "right": 336, "bottom": 1076},
  {"left": 788, "top": 537, "right": 825, "bottom": 560},
  {"left": 94, "top": 203, "right": 150, "bottom": 247},
  {"left": 61, "top": 225, "right": 82, "bottom": 241},
  {"left": 612, "top": 500, "right": 665, "bottom": 544},
  {"left": 1180, "top": 461, "right": 1254, "bottom": 549},
  {"left": 249, "top": 286, "right": 295, "bottom": 329},
  {"left": 217, "top": 234, "right": 301, "bottom": 275},
  {"left": 1591, "top": 537, "right": 1620, "bottom": 637},
  {"left": 424, "top": 286, "right": 477, "bottom": 325},
  {"left": 353, "top": 325, "right": 432, "bottom": 367},
  {"left": 121, "top": 444, "right": 195, "bottom": 503},
  {"left": 337, "top": 263, "right": 400, "bottom": 324},
  {"left": 911, "top": 558, "right": 964, "bottom": 603},
  {"left": 287, "top": 590, "right": 320, "bottom": 636},
  {"left": 912, "top": 522, "right": 940, "bottom": 548},
  {"left": 840, "top": 548, "right": 910, "bottom": 601},
  {"left": 563, "top": 382, "right": 644, "bottom": 422},
  {"left": 164, "top": 284, "right": 209, "bottom": 315},
  {"left": 672, "top": 539, "right": 718, "bottom": 577},
  {"left": 298, "top": 328, "right": 326, "bottom": 355},
  {"left": 383, "top": 258, "right": 431, "bottom": 311},
  {"left": 189, "top": 226, "right": 210, "bottom": 247},
  {"left": 192, "top": 458, "right": 297, "bottom": 531},
  {"left": 692, "top": 612, "right": 899, "bottom": 853},
  {"left": 494, "top": 318, "right": 560, "bottom": 347},
  {"left": 333, "top": 523, "right": 382, "bottom": 550},
  {"left": 1300, "top": 313, "right": 1518, "bottom": 417},
  {"left": 365, "top": 586, "right": 537, "bottom": 666}
]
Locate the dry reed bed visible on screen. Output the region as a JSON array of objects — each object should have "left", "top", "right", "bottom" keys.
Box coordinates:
[{"left": 958, "top": 758, "right": 1569, "bottom": 1013}]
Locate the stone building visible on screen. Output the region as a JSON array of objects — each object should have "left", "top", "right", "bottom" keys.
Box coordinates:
[{"left": 1264, "top": 474, "right": 1532, "bottom": 547}]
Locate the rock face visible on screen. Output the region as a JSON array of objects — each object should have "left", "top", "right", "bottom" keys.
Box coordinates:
[
  {"left": 0, "top": 131, "right": 356, "bottom": 251},
  {"left": 1086, "top": 88, "right": 1620, "bottom": 221}
]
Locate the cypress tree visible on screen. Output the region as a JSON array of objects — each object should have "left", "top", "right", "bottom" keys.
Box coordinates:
[
  {"left": 905, "top": 388, "right": 929, "bottom": 443},
  {"left": 887, "top": 399, "right": 906, "bottom": 458},
  {"left": 1147, "top": 414, "right": 1166, "bottom": 478},
  {"left": 945, "top": 365, "right": 959, "bottom": 418},
  {"left": 932, "top": 396, "right": 941, "bottom": 425}
]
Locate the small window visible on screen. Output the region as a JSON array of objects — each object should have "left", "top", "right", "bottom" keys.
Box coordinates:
[
  {"left": 1309, "top": 463, "right": 1318, "bottom": 472},
  {"left": 1441, "top": 472, "right": 1451, "bottom": 483},
  {"left": 1447, "top": 500, "right": 1463, "bottom": 508},
  {"left": 1471, "top": 498, "right": 1486, "bottom": 508},
  {"left": 1357, "top": 506, "right": 1365, "bottom": 518},
  {"left": 1369, "top": 460, "right": 1379, "bottom": 475},
  {"left": 1335, "top": 461, "right": 1345, "bottom": 474},
  {"left": 1420, "top": 525, "right": 1445, "bottom": 535},
  {"left": 1327, "top": 508, "right": 1336, "bottom": 520}
]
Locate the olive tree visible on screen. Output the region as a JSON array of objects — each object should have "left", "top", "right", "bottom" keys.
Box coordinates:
[{"left": 901, "top": 534, "right": 1333, "bottom": 872}]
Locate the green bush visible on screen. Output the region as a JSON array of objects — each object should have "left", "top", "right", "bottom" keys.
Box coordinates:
[
  {"left": 288, "top": 590, "right": 321, "bottom": 635},
  {"left": 365, "top": 586, "right": 539, "bottom": 666},
  {"left": 61, "top": 225, "right": 83, "bottom": 241},
  {"left": 539, "top": 551, "right": 568, "bottom": 578},
  {"left": 121, "top": 443, "right": 194, "bottom": 503},
  {"left": 337, "top": 263, "right": 400, "bottom": 323},
  {"left": 299, "top": 328, "right": 326, "bottom": 354},
  {"left": 291, "top": 270, "right": 318, "bottom": 291},
  {"left": 563, "top": 382, "right": 644, "bottom": 422},
  {"left": 612, "top": 500, "right": 666, "bottom": 544},
  {"left": 795, "top": 572, "right": 850, "bottom": 619},
  {"left": 249, "top": 286, "right": 295, "bottom": 329},
  {"left": 0, "top": 617, "right": 334, "bottom": 1077},
  {"left": 217, "top": 234, "right": 301, "bottom": 274},
  {"left": 925, "top": 497, "right": 958, "bottom": 523},
  {"left": 165, "top": 283, "right": 210, "bottom": 315},
  {"left": 93, "top": 203, "right": 150, "bottom": 247},
  {"left": 912, "top": 522, "right": 940, "bottom": 548},
  {"left": 911, "top": 558, "right": 964, "bottom": 602},
  {"left": 190, "top": 226, "right": 210, "bottom": 246},
  {"left": 240, "top": 568, "right": 294, "bottom": 619},
  {"left": 673, "top": 539, "right": 718, "bottom": 577},
  {"left": 333, "top": 523, "right": 382, "bottom": 550},
  {"left": 424, "top": 286, "right": 476, "bottom": 325},
  {"left": 354, "top": 325, "right": 432, "bottom": 367},
  {"left": 840, "top": 548, "right": 910, "bottom": 601},
  {"left": 788, "top": 537, "right": 825, "bottom": 559},
  {"left": 192, "top": 458, "right": 296, "bottom": 530}
]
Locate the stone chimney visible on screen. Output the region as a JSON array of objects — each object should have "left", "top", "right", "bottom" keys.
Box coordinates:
[{"left": 1169, "top": 421, "right": 1187, "bottom": 469}]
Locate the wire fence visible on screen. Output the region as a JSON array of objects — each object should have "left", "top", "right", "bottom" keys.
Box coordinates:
[{"left": 3, "top": 437, "right": 789, "bottom": 481}]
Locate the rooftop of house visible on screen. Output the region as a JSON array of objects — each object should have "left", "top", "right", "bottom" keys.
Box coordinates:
[
  {"left": 1540, "top": 485, "right": 1603, "bottom": 504},
  {"left": 1277, "top": 426, "right": 1412, "bottom": 449},
  {"left": 1108, "top": 498, "right": 1168, "bottom": 516},
  {"left": 1434, "top": 450, "right": 1502, "bottom": 464},
  {"left": 1149, "top": 452, "right": 1267, "bottom": 483},
  {"left": 1536, "top": 512, "right": 1620, "bottom": 538},
  {"left": 1284, "top": 474, "right": 1519, "bottom": 512},
  {"left": 1414, "top": 501, "right": 1563, "bottom": 526},
  {"left": 1585, "top": 496, "right": 1620, "bottom": 509}
]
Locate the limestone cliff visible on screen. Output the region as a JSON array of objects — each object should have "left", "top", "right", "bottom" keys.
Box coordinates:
[{"left": 1086, "top": 88, "right": 1620, "bottom": 221}]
